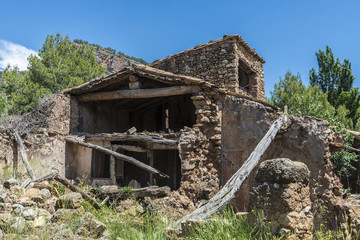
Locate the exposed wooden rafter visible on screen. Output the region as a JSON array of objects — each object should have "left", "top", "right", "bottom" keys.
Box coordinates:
[{"left": 77, "top": 86, "right": 199, "bottom": 102}]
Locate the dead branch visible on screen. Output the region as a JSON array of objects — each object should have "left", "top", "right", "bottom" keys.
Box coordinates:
[
  {"left": 53, "top": 174, "right": 101, "bottom": 210},
  {"left": 13, "top": 131, "right": 35, "bottom": 179},
  {"left": 65, "top": 136, "right": 169, "bottom": 178},
  {"left": 29, "top": 173, "right": 101, "bottom": 210}
]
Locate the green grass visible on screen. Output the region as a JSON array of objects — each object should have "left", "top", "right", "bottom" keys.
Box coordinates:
[{"left": 0, "top": 196, "right": 352, "bottom": 239}]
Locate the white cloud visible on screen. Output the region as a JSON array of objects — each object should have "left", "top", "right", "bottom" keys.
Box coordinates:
[{"left": 0, "top": 40, "right": 37, "bottom": 71}]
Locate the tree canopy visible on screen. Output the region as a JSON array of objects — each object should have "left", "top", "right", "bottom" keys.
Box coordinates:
[
  {"left": 1, "top": 33, "right": 104, "bottom": 115},
  {"left": 270, "top": 71, "right": 351, "bottom": 129},
  {"left": 309, "top": 46, "right": 354, "bottom": 107},
  {"left": 28, "top": 34, "right": 104, "bottom": 93}
]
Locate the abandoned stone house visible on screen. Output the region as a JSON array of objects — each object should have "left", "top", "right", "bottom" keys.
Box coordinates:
[
  {"left": 0, "top": 35, "right": 350, "bottom": 229},
  {"left": 63, "top": 35, "right": 268, "bottom": 193}
]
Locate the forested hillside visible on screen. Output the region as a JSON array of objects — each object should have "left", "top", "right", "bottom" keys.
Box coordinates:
[{"left": 0, "top": 33, "right": 148, "bottom": 116}]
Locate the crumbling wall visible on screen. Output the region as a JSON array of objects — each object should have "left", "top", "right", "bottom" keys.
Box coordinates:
[
  {"left": 0, "top": 94, "right": 70, "bottom": 178},
  {"left": 221, "top": 95, "right": 346, "bottom": 229},
  {"left": 151, "top": 36, "right": 265, "bottom": 100},
  {"left": 173, "top": 89, "right": 222, "bottom": 211}
]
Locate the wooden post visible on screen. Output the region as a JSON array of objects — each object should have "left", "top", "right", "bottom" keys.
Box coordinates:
[
  {"left": 148, "top": 150, "right": 154, "bottom": 185},
  {"left": 110, "top": 146, "right": 116, "bottom": 184},
  {"left": 13, "top": 131, "right": 35, "bottom": 179},
  {"left": 12, "top": 140, "right": 18, "bottom": 178}
]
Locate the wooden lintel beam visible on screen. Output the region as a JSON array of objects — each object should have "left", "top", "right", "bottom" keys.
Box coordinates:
[
  {"left": 84, "top": 134, "right": 178, "bottom": 146},
  {"left": 149, "top": 143, "right": 178, "bottom": 150},
  {"left": 113, "top": 144, "right": 146, "bottom": 153},
  {"left": 77, "top": 86, "right": 199, "bottom": 102}
]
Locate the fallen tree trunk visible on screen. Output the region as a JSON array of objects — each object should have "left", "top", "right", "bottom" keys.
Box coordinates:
[
  {"left": 174, "top": 115, "right": 288, "bottom": 228},
  {"left": 13, "top": 131, "right": 35, "bottom": 179},
  {"left": 65, "top": 137, "right": 169, "bottom": 178}
]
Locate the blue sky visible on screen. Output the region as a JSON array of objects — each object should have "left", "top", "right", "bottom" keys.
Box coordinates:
[{"left": 1, "top": 0, "right": 359, "bottom": 97}]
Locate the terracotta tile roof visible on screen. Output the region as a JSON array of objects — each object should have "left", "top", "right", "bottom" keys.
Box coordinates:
[{"left": 151, "top": 34, "right": 265, "bottom": 66}]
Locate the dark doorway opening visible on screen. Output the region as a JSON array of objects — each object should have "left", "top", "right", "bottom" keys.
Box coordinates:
[
  {"left": 91, "top": 150, "right": 110, "bottom": 178},
  {"left": 121, "top": 149, "right": 181, "bottom": 190}
]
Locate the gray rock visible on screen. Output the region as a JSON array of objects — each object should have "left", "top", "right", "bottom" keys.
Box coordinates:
[
  {"left": 255, "top": 158, "right": 310, "bottom": 184},
  {"left": 0, "top": 190, "right": 7, "bottom": 203},
  {"left": 4, "top": 178, "right": 18, "bottom": 189},
  {"left": 18, "top": 200, "right": 36, "bottom": 207},
  {"left": 32, "top": 189, "right": 52, "bottom": 203},
  {"left": 33, "top": 216, "right": 46, "bottom": 228},
  {"left": 53, "top": 228, "right": 75, "bottom": 240},
  {"left": 38, "top": 208, "right": 51, "bottom": 218},
  {"left": 12, "top": 203, "right": 24, "bottom": 216},
  {"left": 52, "top": 207, "right": 85, "bottom": 223},
  {"left": 22, "top": 207, "right": 38, "bottom": 220},
  {"left": 56, "top": 192, "right": 83, "bottom": 209},
  {"left": 79, "top": 212, "right": 107, "bottom": 238}
]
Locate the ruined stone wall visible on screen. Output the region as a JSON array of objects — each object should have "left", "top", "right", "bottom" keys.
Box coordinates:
[
  {"left": 221, "top": 95, "right": 345, "bottom": 229},
  {"left": 173, "top": 89, "right": 222, "bottom": 212},
  {"left": 151, "top": 37, "right": 265, "bottom": 100},
  {"left": 234, "top": 42, "right": 265, "bottom": 100},
  {"left": 0, "top": 94, "right": 71, "bottom": 178}
]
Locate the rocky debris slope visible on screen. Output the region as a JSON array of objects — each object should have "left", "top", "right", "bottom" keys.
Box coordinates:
[
  {"left": 0, "top": 178, "right": 107, "bottom": 239},
  {"left": 0, "top": 176, "right": 177, "bottom": 239}
]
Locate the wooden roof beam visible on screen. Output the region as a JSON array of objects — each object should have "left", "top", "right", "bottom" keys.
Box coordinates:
[{"left": 77, "top": 85, "right": 199, "bottom": 102}]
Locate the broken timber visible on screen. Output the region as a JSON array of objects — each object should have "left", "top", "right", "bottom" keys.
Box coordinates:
[
  {"left": 82, "top": 133, "right": 177, "bottom": 146},
  {"left": 28, "top": 173, "right": 101, "bottom": 209},
  {"left": 65, "top": 137, "right": 169, "bottom": 178},
  {"left": 77, "top": 86, "right": 198, "bottom": 102},
  {"left": 13, "top": 131, "right": 35, "bottom": 179},
  {"left": 174, "top": 115, "right": 288, "bottom": 228}
]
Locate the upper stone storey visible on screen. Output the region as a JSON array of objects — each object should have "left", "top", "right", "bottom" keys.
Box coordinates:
[{"left": 151, "top": 35, "right": 265, "bottom": 101}]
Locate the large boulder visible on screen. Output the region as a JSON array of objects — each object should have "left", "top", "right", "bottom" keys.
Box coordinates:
[{"left": 255, "top": 158, "right": 310, "bottom": 184}]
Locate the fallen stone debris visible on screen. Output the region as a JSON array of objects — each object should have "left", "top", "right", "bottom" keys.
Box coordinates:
[{"left": 0, "top": 175, "right": 175, "bottom": 239}]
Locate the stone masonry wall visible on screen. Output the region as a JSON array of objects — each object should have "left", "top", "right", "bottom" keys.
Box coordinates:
[
  {"left": 174, "top": 89, "right": 222, "bottom": 211},
  {"left": 221, "top": 95, "right": 347, "bottom": 230},
  {"left": 234, "top": 42, "right": 265, "bottom": 99},
  {"left": 151, "top": 36, "right": 265, "bottom": 100},
  {"left": 0, "top": 94, "right": 70, "bottom": 178}
]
